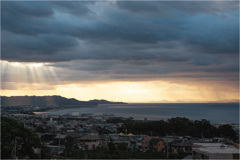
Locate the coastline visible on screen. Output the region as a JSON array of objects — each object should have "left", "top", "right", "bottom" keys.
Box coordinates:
[{"left": 33, "top": 104, "right": 99, "bottom": 115}]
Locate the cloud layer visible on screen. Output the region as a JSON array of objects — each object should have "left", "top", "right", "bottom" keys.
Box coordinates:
[{"left": 1, "top": 1, "right": 239, "bottom": 89}]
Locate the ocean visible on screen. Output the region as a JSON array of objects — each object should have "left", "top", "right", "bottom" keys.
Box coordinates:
[{"left": 45, "top": 103, "right": 239, "bottom": 123}]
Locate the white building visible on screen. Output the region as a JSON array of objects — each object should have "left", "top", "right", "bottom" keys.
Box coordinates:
[{"left": 192, "top": 143, "right": 239, "bottom": 159}]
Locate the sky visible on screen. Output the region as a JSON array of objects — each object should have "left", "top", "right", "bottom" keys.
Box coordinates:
[{"left": 1, "top": 1, "right": 239, "bottom": 103}]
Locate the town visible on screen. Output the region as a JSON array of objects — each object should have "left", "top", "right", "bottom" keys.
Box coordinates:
[{"left": 1, "top": 109, "right": 239, "bottom": 159}]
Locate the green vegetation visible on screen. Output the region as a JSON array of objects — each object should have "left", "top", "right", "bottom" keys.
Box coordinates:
[
  {"left": 218, "top": 124, "right": 238, "bottom": 140},
  {"left": 106, "top": 117, "right": 125, "bottom": 123},
  {"left": 1, "top": 116, "right": 51, "bottom": 159},
  {"left": 60, "top": 147, "right": 176, "bottom": 159},
  {"left": 34, "top": 125, "right": 49, "bottom": 133},
  {"left": 119, "top": 117, "right": 238, "bottom": 141}
]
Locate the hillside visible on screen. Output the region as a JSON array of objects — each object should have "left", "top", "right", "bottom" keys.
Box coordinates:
[
  {"left": 0, "top": 96, "right": 97, "bottom": 106},
  {"left": 0, "top": 96, "right": 127, "bottom": 106}
]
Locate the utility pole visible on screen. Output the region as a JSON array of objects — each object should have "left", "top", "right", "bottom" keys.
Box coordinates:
[
  {"left": 11, "top": 137, "right": 18, "bottom": 159},
  {"left": 166, "top": 133, "right": 168, "bottom": 159},
  {"left": 39, "top": 147, "right": 41, "bottom": 159},
  {"left": 14, "top": 138, "right": 17, "bottom": 159},
  {"left": 58, "top": 133, "right": 60, "bottom": 156},
  {"left": 166, "top": 137, "right": 168, "bottom": 159},
  {"left": 84, "top": 153, "right": 88, "bottom": 159}
]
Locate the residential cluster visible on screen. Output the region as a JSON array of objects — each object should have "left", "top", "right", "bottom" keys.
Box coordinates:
[{"left": 4, "top": 111, "right": 239, "bottom": 159}]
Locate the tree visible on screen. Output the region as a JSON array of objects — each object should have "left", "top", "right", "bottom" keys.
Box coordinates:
[
  {"left": 1, "top": 116, "right": 47, "bottom": 159},
  {"left": 108, "top": 141, "right": 117, "bottom": 153},
  {"left": 193, "top": 119, "right": 218, "bottom": 138},
  {"left": 35, "top": 125, "right": 48, "bottom": 133},
  {"left": 167, "top": 117, "right": 193, "bottom": 136},
  {"left": 218, "top": 124, "right": 237, "bottom": 141},
  {"left": 117, "top": 142, "right": 128, "bottom": 151}
]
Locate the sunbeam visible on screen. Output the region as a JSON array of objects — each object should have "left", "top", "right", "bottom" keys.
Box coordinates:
[{"left": 0, "top": 60, "right": 60, "bottom": 96}]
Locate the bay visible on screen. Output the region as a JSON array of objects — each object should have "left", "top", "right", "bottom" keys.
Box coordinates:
[{"left": 44, "top": 103, "right": 239, "bottom": 123}]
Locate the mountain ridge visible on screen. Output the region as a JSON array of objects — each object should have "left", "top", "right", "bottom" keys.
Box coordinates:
[{"left": 0, "top": 95, "right": 127, "bottom": 106}]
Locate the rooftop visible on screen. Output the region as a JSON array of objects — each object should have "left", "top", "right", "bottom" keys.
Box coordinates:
[
  {"left": 172, "top": 141, "right": 193, "bottom": 147},
  {"left": 79, "top": 135, "right": 101, "bottom": 140},
  {"left": 149, "top": 138, "right": 161, "bottom": 144},
  {"left": 54, "top": 134, "right": 67, "bottom": 139},
  {"left": 193, "top": 143, "right": 239, "bottom": 154}
]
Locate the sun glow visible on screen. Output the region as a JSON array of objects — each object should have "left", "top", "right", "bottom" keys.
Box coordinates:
[
  {"left": 6, "top": 61, "right": 45, "bottom": 68},
  {"left": 26, "top": 63, "right": 44, "bottom": 67},
  {"left": 1, "top": 60, "right": 239, "bottom": 103},
  {"left": 3, "top": 61, "right": 48, "bottom": 68},
  {"left": 11, "top": 62, "right": 21, "bottom": 66},
  {"left": 52, "top": 81, "right": 239, "bottom": 103}
]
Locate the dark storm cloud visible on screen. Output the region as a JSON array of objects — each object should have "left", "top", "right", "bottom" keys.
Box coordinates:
[
  {"left": 1, "top": 1, "right": 94, "bottom": 17},
  {"left": 42, "top": 58, "right": 238, "bottom": 85},
  {"left": 2, "top": 30, "right": 79, "bottom": 62},
  {"left": 116, "top": 1, "right": 238, "bottom": 16},
  {"left": 1, "top": 1, "right": 239, "bottom": 82},
  {"left": 52, "top": 57, "right": 234, "bottom": 75},
  {"left": 1, "top": 1, "right": 94, "bottom": 36},
  {"left": 1, "top": 1, "right": 53, "bottom": 18},
  {"left": 2, "top": 1, "right": 238, "bottom": 62}
]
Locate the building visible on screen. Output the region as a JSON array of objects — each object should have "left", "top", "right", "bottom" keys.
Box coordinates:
[
  {"left": 149, "top": 138, "right": 165, "bottom": 152},
  {"left": 171, "top": 140, "right": 192, "bottom": 155},
  {"left": 142, "top": 136, "right": 153, "bottom": 151},
  {"left": 52, "top": 134, "right": 74, "bottom": 148},
  {"left": 79, "top": 135, "right": 102, "bottom": 150},
  {"left": 192, "top": 143, "right": 239, "bottom": 159},
  {"left": 38, "top": 133, "right": 56, "bottom": 144}
]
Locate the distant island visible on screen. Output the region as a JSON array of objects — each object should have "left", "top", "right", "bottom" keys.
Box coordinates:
[
  {"left": 89, "top": 99, "right": 127, "bottom": 105},
  {"left": 0, "top": 95, "right": 127, "bottom": 107}
]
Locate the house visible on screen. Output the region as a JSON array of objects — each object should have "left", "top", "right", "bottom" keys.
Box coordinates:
[
  {"left": 171, "top": 140, "right": 193, "bottom": 155},
  {"left": 55, "top": 124, "right": 64, "bottom": 130},
  {"left": 65, "top": 131, "right": 82, "bottom": 139},
  {"left": 38, "top": 133, "right": 56, "bottom": 144},
  {"left": 64, "top": 131, "right": 83, "bottom": 146},
  {"left": 113, "top": 138, "right": 131, "bottom": 148},
  {"left": 51, "top": 134, "right": 74, "bottom": 148},
  {"left": 149, "top": 138, "right": 165, "bottom": 152},
  {"left": 141, "top": 136, "right": 158, "bottom": 152},
  {"left": 109, "top": 134, "right": 120, "bottom": 141},
  {"left": 192, "top": 143, "right": 240, "bottom": 159},
  {"left": 79, "top": 135, "right": 102, "bottom": 150},
  {"left": 85, "top": 124, "right": 93, "bottom": 130},
  {"left": 131, "top": 135, "right": 144, "bottom": 150},
  {"left": 161, "top": 136, "right": 180, "bottom": 153},
  {"left": 128, "top": 138, "right": 143, "bottom": 151},
  {"left": 142, "top": 136, "right": 152, "bottom": 151},
  {"left": 87, "top": 129, "right": 99, "bottom": 135}
]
